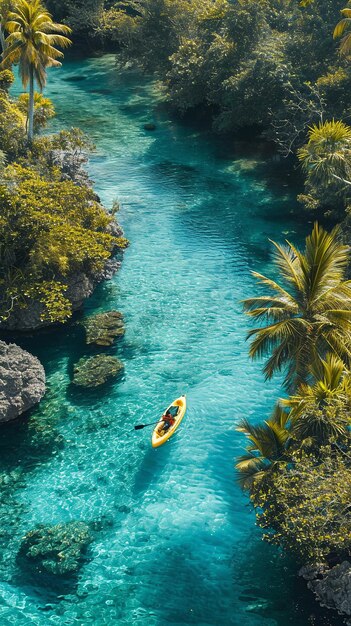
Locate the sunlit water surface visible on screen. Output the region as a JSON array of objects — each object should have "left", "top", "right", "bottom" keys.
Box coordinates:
[{"left": 0, "top": 56, "right": 338, "bottom": 625}]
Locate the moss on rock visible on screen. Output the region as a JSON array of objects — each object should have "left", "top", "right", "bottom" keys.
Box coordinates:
[
  {"left": 72, "top": 355, "right": 124, "bottom": 387},
  {"left": 82, "top": 310, "right": 125, "bottom": 346},
  {"left": 19, "top": 521, "right": 92, "bottom": 576}
]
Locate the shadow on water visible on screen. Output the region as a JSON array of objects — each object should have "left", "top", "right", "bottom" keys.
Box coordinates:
[
  {"left": 131, "top": 528, "right": 240, "bottom": 625},
  {"left": 132, "top": 442, "right": 170, "bottom": 495},
  {"left": 0, "top": 406, "right": 65, "bottom": 473},
  {"left": 13, "top": 562, "right": 83, "bottom": 604},
  {"left": 65, "top": 372, "right": 125, "bottom": 407}
]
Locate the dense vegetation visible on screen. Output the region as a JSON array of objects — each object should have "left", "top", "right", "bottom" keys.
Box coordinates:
[
  {"left": 44, "top": 0, "right": 351, "bottom": 219},
  {"left": 0, "top": 0, "right": 126, "bottom": 326},
  {"left": 237, "top": 224, "right": 351, "bottom": 568}
]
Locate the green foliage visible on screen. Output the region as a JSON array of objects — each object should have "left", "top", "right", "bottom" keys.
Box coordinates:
[
  {"left": 243, "top": 223, "right": 351, "bottom": 389},
  {"left": 90, "top": 0, "right": 345, "bottom": 155},
  {"left": 0, "top": 91, "right": 25, "bottom": 157},
  {"left": 47, "top": 0, "right": 104, "bottom": 36},
  {"left": 235, "top": 404, "right": 290, "bottom": 490},
  {"left": 298, "top": 119, "right": 351, "bottom": 216},
  {"left": 333, "top": 6, "right": 351, "bottom": 56},
  {"left": 17, "top": 92, "right": 55, "bottom": 131},
  {"left": 250, "top": 447, "right": 351, "bottom": 562},
  {"left": 0, "top": 165, "right": 116, "bottom": 323},
  {"left": 281, "top": 353, "right": 351, "bottom": 444},
  {"left": 19, "top": 127, "right": 95, "bottom": 184},
  {"left": 0, "top": 69, "right": 14, "bottom": 91},
  {"left": 0, "top": 84, "right": 56, "bottom": 162}
]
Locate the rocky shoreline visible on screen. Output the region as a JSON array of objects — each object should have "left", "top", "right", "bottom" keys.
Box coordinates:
[
  {"left": 0, "top": 341, "right": 46, "bottom": 422},
  {"left": 300, "top": 562, "right": 351, "bottom": 625},
  {"left": 0, "top": 217, "right": 124, "bottom": 332},
  {"left": 0, "top": 213, "right": 125, "bottom": 421}
]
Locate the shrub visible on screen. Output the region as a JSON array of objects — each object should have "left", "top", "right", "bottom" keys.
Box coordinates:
[
  {"left": 0, "top": 166, "right": 117, "bottom": 323},
  {"left": 16, "top": 93, "right": 55, "bottom": 132}
]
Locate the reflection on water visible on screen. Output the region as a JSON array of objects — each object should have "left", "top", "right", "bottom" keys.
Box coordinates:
[{"left": 0, "top": 55, "right": 338, "bottom": 625}]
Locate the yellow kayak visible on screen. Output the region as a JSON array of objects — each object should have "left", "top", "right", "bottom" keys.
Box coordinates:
[{"left": 152, "top": 395, "right": 187, "bottom": 448}]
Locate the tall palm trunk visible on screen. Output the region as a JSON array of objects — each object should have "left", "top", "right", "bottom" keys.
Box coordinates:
[
  {"left": 28, "top": 64, "right": 34, "bottom": 141},
  {"left": 0, "top": 25, "right": 5, "bottom": 58}
]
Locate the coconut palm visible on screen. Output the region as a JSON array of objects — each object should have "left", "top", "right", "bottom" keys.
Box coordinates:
[
  {"left": 235, "top": 405, "right": 290, "bottom": 490},
  {"left": 298, "top": 120, "right": 351, "bottom": 189},
  {"left": 2, "top": 0, "right": 71, "bottom": 140},
  {"left": 281, "top": 353, "right": 351, "bottom": 444},
  {"left": 334, "top": 6, "right": 351, "bottom": 56},
  {"left": 243, "top": 223, "right": 351, "bottom": 390}
]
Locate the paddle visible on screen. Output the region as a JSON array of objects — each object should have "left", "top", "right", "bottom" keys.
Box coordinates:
[{"left": 134, "top": 419, "right": 164, "bottom": 431}]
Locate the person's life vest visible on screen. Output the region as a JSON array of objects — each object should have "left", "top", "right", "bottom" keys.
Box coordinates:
[{"left": 164, "top": 414, "right": 175, "bottom": 424}]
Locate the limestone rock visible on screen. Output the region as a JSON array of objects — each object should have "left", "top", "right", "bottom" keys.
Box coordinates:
[
  {"left": 72, "top": 355, "right": 124, "bottom": 388},
  {"left": 299, "top": 563, "right": 328, "bottom": 580},
  {"left": 0, "top": 341, "right": 45, "bottom": 422},
  {"left": 83, "top": 311, "right": 125, "bottom": 346},
  {"left": 308, "top": 561, "right": 351, "bottom": 620}
]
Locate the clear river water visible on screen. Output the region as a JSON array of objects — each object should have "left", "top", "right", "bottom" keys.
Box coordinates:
[{"left": 0, "top": 55, "right": 339, "bottom": 625}]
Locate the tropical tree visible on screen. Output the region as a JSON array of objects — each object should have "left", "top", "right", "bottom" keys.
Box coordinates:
[
  {"left": 242, "top": 223, "right": 351, "bottom": 390},
  {"left": 1, "top": 0, "right": 71, "bottom": 140},
  {"left": 298, "top": 120, "right": 351, "bottom": 189},
  {"left": 235, "top": 405, "right": 290, "bottom": 490},
  {"left": 281, "top": 353, "right": 351, "bottom": 444},
  {"left": 251, "top": 445, "right": 351, "bottom": 562},
  {"left": 334, "top": 5, "right": 351, "bottom": 56}
]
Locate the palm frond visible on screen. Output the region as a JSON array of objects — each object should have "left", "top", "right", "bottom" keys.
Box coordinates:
[
  {"left": 270, "top": 240, "right": 303, "bottom": 292},
  {"left": 2, "top": 0, "right": 72, "bottom": 92}
]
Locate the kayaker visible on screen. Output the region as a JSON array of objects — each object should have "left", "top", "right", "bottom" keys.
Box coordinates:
[{"left": 162, "top": 409, "right": 176, "bottom": 432}]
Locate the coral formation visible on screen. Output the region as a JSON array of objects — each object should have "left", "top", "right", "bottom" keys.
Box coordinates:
[
  {"left": 19, "top": 521, "right": 92, "bottom": 576},
  {"left": 72, "top": 355, "right": 124, "bottom": 387},
  {"left": 83, "top": 311, "right": 125, "bottom": 346}
]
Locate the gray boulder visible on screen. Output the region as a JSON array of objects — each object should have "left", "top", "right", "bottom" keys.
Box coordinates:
[
  {"left": 0, "top": 341, "right": 45, "bottom": 422},
  {"left": 308, "top": 561, "right": 351, "bottom": 622}
]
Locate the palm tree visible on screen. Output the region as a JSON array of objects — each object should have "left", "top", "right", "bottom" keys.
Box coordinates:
[
  {"left": 243, "top": 223, "right": 351, "bottom": 390},
  {"left": 1, "top": 0, "right": 71, "bottom": 140},
  {"left": 298, "top": 120, "right": 351, "bottom": 189},
  {"left": 235, "top": 405, "right": 290, "bottom": 490},
  {"left": 281, "top": 353, "right": 351, "bottom": 444},
  {"left": 334, "top": 6, "right": 351, "bottom": 56}
]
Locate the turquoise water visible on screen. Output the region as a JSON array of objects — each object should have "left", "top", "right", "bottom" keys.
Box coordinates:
[{"left": 0, "top": 56, "right": 337, "bottom": 625}]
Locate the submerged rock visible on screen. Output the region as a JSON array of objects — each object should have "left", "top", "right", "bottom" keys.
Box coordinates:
[
  {"left": 144, "top": 122, "right": 156, "bottom": 131},
  {"left": 0, "top": 341, "right": 45, "bottom": 422},
  {"left": 308, "top": 561, "right": 351, "bottom": 621},
  {"left": 19, "top": 521, "right": 92, "bottom": 576},
  {"left": 82, "top": 311, "right": 125, "bottom": 346},
  {"left": 64, "top": 75, "right": 87, "bottom": 82},
  {"left": 72, "top": 355, "right": 124, "bottom": 388}
]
